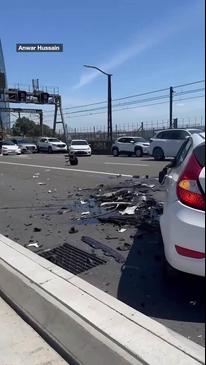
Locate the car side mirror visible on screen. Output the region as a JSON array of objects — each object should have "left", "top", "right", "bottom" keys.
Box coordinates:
[
  {"left": 159, "top": 167, "right": 168, "bottom": 184},
  {"left": 130, "top": 140, "right": 135, "bottom": 144}
]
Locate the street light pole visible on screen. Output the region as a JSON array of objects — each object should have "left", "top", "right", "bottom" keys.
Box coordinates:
[{"left": 84, "top": 65, "right": 113, "bottom": 142}]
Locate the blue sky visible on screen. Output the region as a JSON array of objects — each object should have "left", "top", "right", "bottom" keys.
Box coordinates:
[{"left": 0, "top": 0, "right": 205, "bottom": 128}]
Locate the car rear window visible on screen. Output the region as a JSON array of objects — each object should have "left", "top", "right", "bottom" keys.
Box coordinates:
[{"left": 194, "top": 143, "right": 205, "bottom": 167}]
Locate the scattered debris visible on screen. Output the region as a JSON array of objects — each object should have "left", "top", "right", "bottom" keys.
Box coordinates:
[
  {"left": 120, "top": 206, "right": 138, "bottom": 215},
  {"left": 80, "top": 200, "right": 87, "bottom": 205},
  {"left": 81, "top": 236, "right": 125, "bottom": 263},
  {"left": 48, "top": 190, "right": 52, "bottom": 193},
  {"left": 33, "top": 227, "right": 42, "bottom": 232},
  {"left": 116, "top": 243, "right": 131, "bottom": 251},
  {"left": 100, "top": 201, "right": 131, "bottom": 208},
  {"left": 69, "top": 226, "right": 78, "bottom": 234},
  {"left": 141, "top": 183, "right": 155, "bottom": 188},
  {"left": 105, "top": 235, "right": 119, "bottom": 240},
  {"left": 81, "top": 211, "right": 90, "bottom": 216},
  {"left": 118, "top": 228, "right": 127, "bottom": 233},
  {"left": 26, "top": 242, "right": 40, "bottom": 248},
  {"left": 38, "top": 182, "right": 46, "bottom": 186}
]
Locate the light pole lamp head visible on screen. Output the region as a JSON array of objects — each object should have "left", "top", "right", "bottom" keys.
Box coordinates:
[{"left": 83, "top": 65, "right": 112, "bottom": 77}]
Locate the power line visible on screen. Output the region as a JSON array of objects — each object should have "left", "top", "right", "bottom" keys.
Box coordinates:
[
  {"left": 44, "top": 94, "right": 204, "bottom": 120},
  {"left": 42, "top": 79, "right": 205, "bottom": 114},
  {"left": 48, "top": 87, "right": 204, "bottom": 116}
]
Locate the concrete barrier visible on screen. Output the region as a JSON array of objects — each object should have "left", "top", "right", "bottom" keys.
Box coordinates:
[{"left": 0, "top": 234, "right": 205, "bottom": 365}]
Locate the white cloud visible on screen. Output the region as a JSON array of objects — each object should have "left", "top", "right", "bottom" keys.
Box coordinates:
[{"left": 73, "top": 11, "right": 190, "bottom": 90}]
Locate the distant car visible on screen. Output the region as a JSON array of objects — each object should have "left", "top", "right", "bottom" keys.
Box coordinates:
[
  {"left": 149, "top": 128, "right": 203, "bottom": 160},
  {"left": 37, "top": 137, "right": 67, "bottom": 153},
  {"left": 69, "top": 140, "right": 92, "bottom": 156},
  {"left": 112, "top": 136, "right": 150, "bottom": 157},
  {"left": 11, "top": 138, "right": 37, "bottom": 154},
  {"left": 159, "top": 132, "right": 205, "bottom": 277},
  {"left": 0, "top": 140, "right": 21, "bottom": 155}
]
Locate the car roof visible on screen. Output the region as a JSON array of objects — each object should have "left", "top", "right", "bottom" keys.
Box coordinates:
[
  {"left": 156, "top": 128, "right": 203, "bottom": 133},
  {"left": 117, "top": 136, "right": 144, "bottom": 139},
  {"left": 71, "top": 139, "right": 88, "bottom": 142},
  {"left": 191, "top": 132, "right": 205, "bottom": 147}
]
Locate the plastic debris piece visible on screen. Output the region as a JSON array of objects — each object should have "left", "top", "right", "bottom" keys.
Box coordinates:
[
  {"left": 118, "top": 228, "right": 127, "bottom": 233},
  {"left": 27, "top": 242, "right": 40, "bottom": 248},
  {"left": 81, "top": 236, "right": 125, "bottom": 263},
  {"left": 69, "top": 226, "right": 78, "bottom": 234},
  {"left": 120, "top": 205, "right": 138, "bottom": 215}
]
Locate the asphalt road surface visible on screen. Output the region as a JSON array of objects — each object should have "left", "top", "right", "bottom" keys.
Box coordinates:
[{"left": 0, "top": 153, "right": 205, "bottom": 346}]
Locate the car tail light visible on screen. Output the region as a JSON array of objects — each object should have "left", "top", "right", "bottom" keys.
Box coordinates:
[
  {"left": 175, "top": 245, "right": 205, "bottom": 259},
  {"left": 177, "top": 153, "right": 205, "bottom": 211}
]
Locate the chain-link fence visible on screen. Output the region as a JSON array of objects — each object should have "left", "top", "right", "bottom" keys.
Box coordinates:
[{"left": 67, "top": 117, "right": 205, "bottom": 142}]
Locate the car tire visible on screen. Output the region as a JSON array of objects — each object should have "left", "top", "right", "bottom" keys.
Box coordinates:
[
  {"left": 48, "top": 146, "right": 53, "bottom": 154},
  {"left": 112, "top": 148, "right": 119, "bottom": 157},
  {"left": 153, "top": 147, "right": 165, "bottom": 161},
  {"left": 135, "top": 147, "right": 143, "bottom": 157}
]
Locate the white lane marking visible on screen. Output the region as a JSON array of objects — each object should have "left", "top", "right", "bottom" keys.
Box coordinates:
[
  {"left": 0, "top": 161, "right": 132, "bottom": 178},
  {"left": 104, "top": 162, "right": 149, "bottom": 167}
]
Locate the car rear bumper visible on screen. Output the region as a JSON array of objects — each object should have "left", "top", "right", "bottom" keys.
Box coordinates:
[
  {"left": 160, "top": 200, "right": 205, "bottom": 276},
  {"left": 52, "top": 146, "right": 67, "bottom": 152}
]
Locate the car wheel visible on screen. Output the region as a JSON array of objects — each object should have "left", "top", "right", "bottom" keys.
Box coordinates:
[
  {"left": 48, "top": 146, "right": 53, "bottom": 154},
  {"left": 112, "top": 148, "right": 119, "bottom": 157},
  {"left": 153, "top": 147, "right": 165, "bottom": 161},
  {"left": 135, "top": 147, "right": 143, "bottom": 157}
]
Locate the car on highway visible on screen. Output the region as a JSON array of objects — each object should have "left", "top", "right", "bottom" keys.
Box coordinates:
[
  {"left": 149, "top": 128, "right": 203, "bottom": 160},
  {"left": 10, "top": 138, "right": 37, "bottom": 154},
  {"left": 112, "top": 136, "right": 150, "bottom": 157},
  {"left": 159, "top": 132, "right": 205, "bottom": 277},
  {"left": 0, "top": 140, "right": 21, "bottom": 155},
  {"left": 37, "top": 137, "right": 67, "bottom": 153},
  {"left": 69, "top": 139, "right": 92, "bottom": 156}
]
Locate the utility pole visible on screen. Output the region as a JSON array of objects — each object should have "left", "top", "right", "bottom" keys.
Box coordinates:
[
  {"left": 169, "top": 87, "right": 174, "bottom": 128},
  {"left": 107, "top": 74, "right": 112, "bottom": 142},
  {"left": 39, "top": 111, "right": 43, "bottom": 136}
]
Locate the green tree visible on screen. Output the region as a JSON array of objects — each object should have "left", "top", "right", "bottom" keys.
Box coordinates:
[{"left": 12, "top": 117, "right": 53, "bottom": 137}]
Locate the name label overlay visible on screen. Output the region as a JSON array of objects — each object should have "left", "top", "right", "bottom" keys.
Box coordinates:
[{"left": 16, "top": 43, "right": 63, "bottom": 52}]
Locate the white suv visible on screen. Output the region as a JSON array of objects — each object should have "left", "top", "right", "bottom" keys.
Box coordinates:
[
  {"left": 37, "top": 137, "right": 67, "bottom": 153},
  {"left": 149, "top": 128, "right": 203, "bottom": 160},
  {"left": 112, "top": 136, "right": 150, "bottom": 157}
]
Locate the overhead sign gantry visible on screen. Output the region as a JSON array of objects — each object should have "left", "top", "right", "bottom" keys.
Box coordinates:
[{"left": 0, "top": 77, "right": 66, "bottom": 137}]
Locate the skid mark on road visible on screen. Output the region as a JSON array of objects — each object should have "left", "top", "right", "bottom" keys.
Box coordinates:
[{"left": 0, "top": 161, "right": 132, "bottom": 177}]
